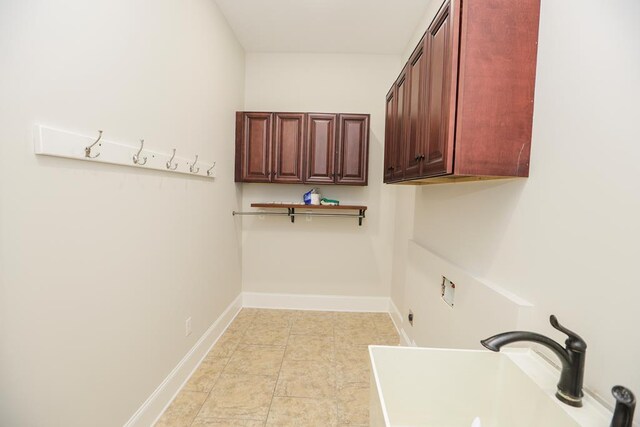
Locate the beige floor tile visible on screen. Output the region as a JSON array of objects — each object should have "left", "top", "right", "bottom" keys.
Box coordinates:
[
  {"left": 266, "top": 397, "right": 337, "bottom": 427},
  {"left": 376, "top": 332, "right": 400, "bottom": 346},
  {"left": 198, "top": 374, "right": 276, "bottom": 421},
  {"left": 154, "top": 390, "right": 208, "bottom": 427},
  {"left": 373, "top": 314, "right": 398, "bottom": 335},
  {"left": 290, "top": 316, "right": 334, "bottom": 336},
  {"left": 225, "top": 345, "right": 285, "bottom": 376},
  {"left": 238, "top": 308, "right": 261, "bottom": 316},
  {"left": 337, "top": 362, "right": 369, "bottom": 386},
  {"left": 207, "top": 331, "right": 243, "bottom": 359},
  {"left": 335, "top": 328, "right": 379, "bottom": 346},
  {"left": 275, "top": 359, "right": 336, "bottom": 398},
  {"left": 183, "top": 357, "right": 229, "bottom": 393},
  {"left": 192, "top": 418, "right": 264, "bottom": 426},
  {"left": 252, "top": 309, "right": 300, "bottom": 324},
  {"left": 298, "top": 310, "right": 336, "bottom": 320},
  {"left": 338, "top": 384, "right": 369, "bottom": 425},
  {"left": 284, "top": 335, "right": 334, "bottom": 362},
  {"left": 336, "top": 344, "right": 370, "bottom": 365},
  {"left": 156, "top": 310, "right": 401, "bottom": 426},
  {"left": 242, "top": 320, "right": 290, "bottom": 346},
  {"left": 333, "top": 312, "right": 376, "bottom": 330},
  {"left": 336, "top": 345, "right": 371, "bottom": 386},
  {"left": 237, "top": 308, "right": 259, "bottom": 318},
  {"left": 226, "top": 315, "right": 255, "bottom": 335}
]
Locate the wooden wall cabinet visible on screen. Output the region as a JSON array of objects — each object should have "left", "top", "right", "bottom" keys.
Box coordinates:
[
  {"left": 336, "top": 114, "right": 369, "bottom": 185},
  {"left": 236, "top": 112, "right": 272, "bottom": 183},
  {"left": 272, "top": 113, "right": 305, "bottom": 183},
  {"left": 305, "top": 113, "right": 337, "bottom": 184},
  {"left": 236, "top": 111, "right": 369, "bottom": 186},
  {"left": 383, "top": 0, "right": 540, "bottom": 184}
]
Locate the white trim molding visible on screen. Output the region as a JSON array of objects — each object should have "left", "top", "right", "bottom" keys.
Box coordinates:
[
  {"left": 123, "top": 293, "right": 242, "bottom": 427},
  {"left": 242, "top": 291, "right": 391, "bottom": 313},
  {"left": 389, "top": 298, "right": 414, "bottom": 347}
]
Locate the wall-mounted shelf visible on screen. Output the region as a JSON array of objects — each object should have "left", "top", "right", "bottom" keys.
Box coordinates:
[{"left": 232, "top": 203, "right": 367, "bottom": 226}]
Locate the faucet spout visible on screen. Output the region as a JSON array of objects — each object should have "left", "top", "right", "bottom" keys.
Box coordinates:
[
  {"left": 481, "top": 331, "right": 571, "bottom": 366},
  {"left": 480, "top": 315, "right": 587, "bottom": 407}
]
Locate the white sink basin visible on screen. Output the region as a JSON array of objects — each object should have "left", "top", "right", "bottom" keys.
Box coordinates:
[{"left": 369, "top": 346, "right": 611, "bottom": 427}]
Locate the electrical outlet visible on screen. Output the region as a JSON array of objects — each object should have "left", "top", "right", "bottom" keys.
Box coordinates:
[
  {"left": 408, "top": 310, "right": 414, "bottom": 326},
  {"left": 185, "top": 317, "right": 192, "bottom": 336}
]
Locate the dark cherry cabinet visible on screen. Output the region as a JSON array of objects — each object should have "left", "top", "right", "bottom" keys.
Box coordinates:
[
  {"left": 236, "top": 112, "right": 272, "bottom": 183},
  {"left": 394, "top": 66, "right": 409, "bottom": 181},
  {"left": 336, "top": 114, "right": 369, "bottom": 185},
  {"left": 272, "top": 113, "right": 305, "bottom": 183},
  {"left": 383, "top": 85, "right": 397, "bottom": 182},
  {"left": 382, "top": 66, "right": 409, "bottom": 183},
  {"left": 405, "top": 36, "right": 426, "bottom": 180},
  {"left": 383, "top": 0, "right": 540, "bottom": 184},
  {"left": 423, "top": 4, "right": 455, "bottom": 177},
  {"left": 305, "top": 113, "right": 337, "bottom": 184},
  {"left": 236, "top": 111, "right": 369, "bottom": 186}
]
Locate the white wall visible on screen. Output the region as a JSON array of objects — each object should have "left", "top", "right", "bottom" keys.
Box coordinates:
[
  {"left": 391, "top": 0, "right": 640, "bottom": 406},
  {"left": 0, "top": 1, "right": 244, "bottom": 425},
  {"left": 242, "top": 53, "right": 400, "bottom": 298}
]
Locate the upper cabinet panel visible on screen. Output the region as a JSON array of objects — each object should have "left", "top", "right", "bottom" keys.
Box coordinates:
[
  {"left": 405, "top": 36, "right": 427, "bottom": 180},
  {"left": 236, "top": 111, "right": 369, "bottom": 186},
  {"left": 272, "top": 113, "right": 305, "bottom": 183},
  {"left": 394, "top": 65, "right": 409, "bottom": 181},
  {"left": 383, "top": 85, "right": 397, "bottom": 183},
  {"left": 336, "top": 114, "right": 369, "bottom": 185},
  {"left": 454, "top": 0, "right": 539, "bottom": 177},
  {"left": 305, "top": 113, "right": 337, "bottom": 184},
  {"left": 236, "top": 112, "right": 272, "bottom": 183},
  {"left": 382, "top": 0, "right": 540, "bottom": 185},
  {"left": 424, "top": 4, "right": 455, "bottom": 177}
]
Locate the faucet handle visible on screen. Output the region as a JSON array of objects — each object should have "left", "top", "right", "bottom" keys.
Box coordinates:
[{"left": 549, "top": 315, "right": 587, "bottom": 352}]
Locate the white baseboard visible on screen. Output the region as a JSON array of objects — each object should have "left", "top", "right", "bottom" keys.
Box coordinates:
[
  {"left": 389, "top": 298, "right": 414, "bottom": 346},
  {"left": 123, "top": 293, "right": 243, "bottom": 427},
  {"left": 242, "top": 291, "right": 390, "bottom": 312}
]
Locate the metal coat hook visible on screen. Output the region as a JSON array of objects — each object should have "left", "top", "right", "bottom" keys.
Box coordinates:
[
  {"left": 190, "top": 155, "right": 199, "bottom": 173},
  {"left": 133, "top": 139, "right": 147, "bottom": 165},
  {"left": 166, "top": 148, "right": 178, "bottom": 170},
  {"left": 84, "top": 130, "right": 102, "bottom": 158},
  {"left": 207, "top": 162, "right": 216, "bottom": 176}
]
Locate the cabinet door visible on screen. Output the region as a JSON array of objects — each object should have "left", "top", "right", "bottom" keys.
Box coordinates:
[
  {"left": 424, "top": 1, "right": 455, "bottom": 177},
  {"left": 272, "top": 113, "right": 305, "bottom": 183},
  {"left": 336, "top": 114, "right": 369, "bottom": 185},
  {"left": 394, "top": 65, "right": 409, "bottom": 180},
  {"left": 236, "top": 112, "right": 272, "bottom": 182},
  {"left": 383, "top": 85, "right": 397, "bottom": 183},
  {"left": 305, "top": 113, "right": 337, "bottom": 184},
  {"left": 404, "top": 35, "right": 427, "bottom": 180}
]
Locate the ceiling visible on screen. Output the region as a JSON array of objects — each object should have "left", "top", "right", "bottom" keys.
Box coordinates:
[{"left": 214, "top": 0, "right": 431, "bottom": 54}]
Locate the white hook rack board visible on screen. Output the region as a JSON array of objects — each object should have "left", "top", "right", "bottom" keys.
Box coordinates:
[{"left": 33, "top": 125, "right": 216, "bottom": 179}]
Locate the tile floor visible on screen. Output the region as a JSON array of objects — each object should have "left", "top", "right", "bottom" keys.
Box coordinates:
[{"left": 155, "top": 308, "right": 400, "bottom": 427}]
